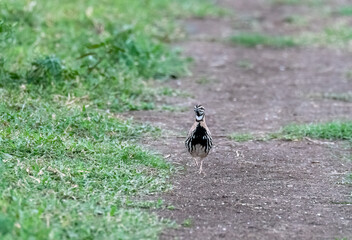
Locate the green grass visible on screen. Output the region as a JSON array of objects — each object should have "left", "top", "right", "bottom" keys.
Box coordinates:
[
  {"left": 229, "top": 121, "right": 352, "bottom": 142},
  {"left": 230, "top": 33, "right": 297, "bottom": 48},
  {"left": 348, "top": 173, "right": 352, "bottom": 184},
  {"left": 167, "top": 205, "right": 176, "bottom": 210},
  {"left": 161, "top": 105, "right": 189, "bottom": 112},
  {"left": 279, "top": 121, "right": 352, "bottom": 141},
  {"left": 336, "top": 6, "right": 352, "bottom": 16},
  {"left": 229, "top": 133, "right": 254, "bottom": 142},
  {"left": 299, "top": 22, "right": 352, "bottom": 49},
  {"left": 0, "top": 89, "right": 176, "bottom": 239},
  {"left": 169, "top": 1, "right": 231, "bottom": 19},
  {"left": 181, "top": 218, "right": 193, "bottom": 227},
  {"left": 321, "top": 92, "right": 352, "bottom": 102},
  {"left": 0, "top": 0, "right": 221, "bottom": 112},
  {"left": 346, "top": 71, "right": 352, "bottom": 80},
  {"left": 0, "top": 0, "right": 224, "bottom": 239},
  {"left": 271, "top": 0, "right": 324, "bottom": 5}
]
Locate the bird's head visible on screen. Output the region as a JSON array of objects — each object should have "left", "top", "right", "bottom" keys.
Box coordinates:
[{"left": 194, "top": 104, "right": 205, "bottom": 121}]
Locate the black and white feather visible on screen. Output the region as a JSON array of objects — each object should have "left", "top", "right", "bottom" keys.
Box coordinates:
[{"left": 185, "top": 105, "right": 212, "bottom": 173}]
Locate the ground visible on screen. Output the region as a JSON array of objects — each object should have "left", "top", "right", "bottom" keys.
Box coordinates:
[{"left": 130, "top": 0, "right": 352, "bottom": 239}]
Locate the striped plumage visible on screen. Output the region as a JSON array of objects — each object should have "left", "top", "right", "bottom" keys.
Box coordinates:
[{"left": 185, "top": 104, "right": 213, "bottom": 174}]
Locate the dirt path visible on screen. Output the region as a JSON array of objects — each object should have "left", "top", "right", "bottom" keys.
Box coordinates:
[{"left": 131, "top": 1, "right": 352, "bottom": 239}]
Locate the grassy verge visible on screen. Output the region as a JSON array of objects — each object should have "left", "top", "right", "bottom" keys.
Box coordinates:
[{"left": 0, "top": 0, "right": 225, "bottom": 239}]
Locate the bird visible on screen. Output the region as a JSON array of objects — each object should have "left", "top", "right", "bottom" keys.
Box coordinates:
[{"left": 185, "top": 104, "right": 213, "bottom": 174}]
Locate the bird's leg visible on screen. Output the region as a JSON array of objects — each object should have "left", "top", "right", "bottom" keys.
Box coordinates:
[
  {"left": 193, "top": 158, "right": 199, "bottom": 166},
  {"left": 198, "top": 159, "right": 203, "bottom": 174}
]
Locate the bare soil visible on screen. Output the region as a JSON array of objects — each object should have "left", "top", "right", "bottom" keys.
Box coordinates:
[{"left": 131, "top": 0, "right": 352, "bottom": 239}]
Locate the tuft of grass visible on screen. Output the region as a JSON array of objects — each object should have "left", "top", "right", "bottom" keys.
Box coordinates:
[
  {"left": 348, "top": 173, "right": 352, "bottom": 183},
  {"left": 229, "top": 133, "right": 254, "bottom": 142},
  {"left": 336, "top": 6, "right": 352, "bottom": 16},
  {"left": 181, "top": 218, "right": 193, "bottom": 227},
  {"left": 161, "top": 105, "right": 189, "bottom": 112},
  {"left": 299, "top": 22, "right": 352, "bottom": 49},
  {"left": 230, "top": 33, "right": 297, "bottom": 48},
  {"left": 279, "top": 121, "right": 352, "bottom": 141},
  {"left": 321, "top": 92, "right": 352, "bottom": 102},
  {"left": 167, "top": 205, "right": 176, "bottom": 210}
]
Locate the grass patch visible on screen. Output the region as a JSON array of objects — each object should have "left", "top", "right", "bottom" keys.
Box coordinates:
[
  {"left": 299, "top": 22, "right": 352, "bottom": 49},
  {"left": 0, "top": 89, "right": 175, "bottom": 239},
  {"left": 0, "top": 0, "right": 221, "bottom": 112},
  {"left": 158, "top": 87, "right": 191, "bottom": 98},
  {"left": 167, "top": 205, "right": 176, "bottom": 210},
  {"left": 348, "top": 173, "right": 352, "bottom": 184},
  {"left": 161, "top": 105, "right": 188, "bottom": 112},
  {"left": 278, "top": 121, "right": 352, "bottom": 141},
  {"left": 321, "top": 92, "right": 352, "bottom": 102},
  {"left": 230, "top": 33, "right": 297, "bottom": 48},
  {"left": 336, "top": 6, "right": 352, "bottom": 16},
  {"left": 181, "top": 218, "right": 193, "bottom": 227},
  {"left": 229, "top": 121, "right": 352, "bottom": 142},
  {"left": 170, "top": 1, "right": 231, "bottom": 19},
  {"left": 271, "top": 0, "right": 324, "bottom": 6},
  {"left": 229, "top": 133, "right": 254, "bottom": 142},
  {"left": 228, "top": 121, "right": 352, "bottom": 142},
  {"left": 346, "top": 71, "right": 352, "bottom": 80},
  {"left": 0, "top": 0, "right": 223, "bottom": 238}
]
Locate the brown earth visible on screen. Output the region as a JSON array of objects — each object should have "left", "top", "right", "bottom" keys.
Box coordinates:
[{"left": 131, "top": 0, "right": 352, "bottom": 239}]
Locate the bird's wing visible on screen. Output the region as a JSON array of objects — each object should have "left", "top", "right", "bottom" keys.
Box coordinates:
[
  {"left": 185, "top": 122, "right": 197, "bottom": 149},
  {"left": 187, "top": 121, "right": 198, "bottom": 137},
  {"left": 200, "top": 121, "right": 213, "bottom": 149}
]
